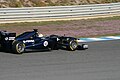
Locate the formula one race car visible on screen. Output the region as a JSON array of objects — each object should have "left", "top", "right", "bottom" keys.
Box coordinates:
[{"left": 0, "top": 29, "right": 88, "bottom": 54}]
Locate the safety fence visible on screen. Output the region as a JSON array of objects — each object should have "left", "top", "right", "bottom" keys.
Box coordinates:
[{"left": 0, "top": 2, "right": 120, "bottom": 23}]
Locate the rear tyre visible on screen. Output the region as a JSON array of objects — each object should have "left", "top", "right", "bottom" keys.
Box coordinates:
[
  {"left": 68, "top": 40, "right": 78, "bottom": 51},
  {"left": 12, "top": 41, "right": 25, "bottom": 54},
  {"left": 50, "top": 35, "right": 59, "bottom": 38},
  {"left": 49, "top": 35, "right": 59, "bottom": 50},
  {"left": 48, "top": 41, "right": 58, "bottom": 50}
]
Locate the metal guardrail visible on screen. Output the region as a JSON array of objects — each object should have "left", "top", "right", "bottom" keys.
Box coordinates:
[{"left": 0, "top": 2, "right": 120, "bottom": 23}]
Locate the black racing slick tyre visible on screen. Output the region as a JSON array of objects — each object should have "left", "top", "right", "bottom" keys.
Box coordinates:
[
  {"left": 68, "top": 40, "right": 78, "bottom": 51},
  {"left": 50, "top": 35, "right": 59, "bottom": 38},
  {"left": 12, "top": 41, "right": 25, "bottom": 54}
]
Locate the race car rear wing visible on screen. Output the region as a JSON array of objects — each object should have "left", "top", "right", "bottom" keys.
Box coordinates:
[{"left": 0, "top": 30, "right": 16, "bottom": 41}]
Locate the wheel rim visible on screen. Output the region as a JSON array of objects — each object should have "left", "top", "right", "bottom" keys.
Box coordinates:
[
  {"left": 17, "top": 43, "right": 25, "bottom": 53},
  {"left": 71, "top": 41, "right": 77, "bottom": 49},
  {"left": 69, "top": 40, "right": 78, "bottom": 50}
]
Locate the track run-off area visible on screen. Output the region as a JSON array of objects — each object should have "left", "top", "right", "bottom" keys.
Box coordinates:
[{"left": 0, "top": 39, "right": 120, "bottom": 80}]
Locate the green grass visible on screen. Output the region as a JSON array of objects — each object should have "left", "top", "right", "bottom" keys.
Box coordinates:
[
  {"left": 87, "top": 16, "right": 120, "bottom": 21},
  {"left": 0, "top": 20, "right": 70, "bottom": 27},
  {"left": 0, "top": 16, "right": 120, "bottom": 27}
]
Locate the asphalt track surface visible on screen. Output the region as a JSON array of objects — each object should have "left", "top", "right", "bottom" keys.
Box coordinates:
[{"left": 0, "top": 40, "right": 120, "bottom": 80}]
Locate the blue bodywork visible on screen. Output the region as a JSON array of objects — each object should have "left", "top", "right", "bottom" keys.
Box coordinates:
[
  {"left": 15, "top": 31, "right": 49, "bottom": 49},
  {"left": 0, "top": 29, "right": 88, "bottom": 53},
  {"left": 0, "top": 29, "right": 52, "bottom": 52}
]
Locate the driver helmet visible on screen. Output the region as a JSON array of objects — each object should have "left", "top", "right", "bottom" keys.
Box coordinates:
[{"left": 38, "top": 34, "right": 43, "bottom": 37}]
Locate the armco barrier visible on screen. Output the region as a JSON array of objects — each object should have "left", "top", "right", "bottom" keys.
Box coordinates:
[{"left": 0, "top": 2, "right": 120, "bottom": 23}]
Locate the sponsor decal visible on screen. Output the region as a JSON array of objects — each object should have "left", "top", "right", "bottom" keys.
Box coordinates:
[
  {"left": 23, "top": 40, "right": 35, "bottom": 43},
  {"left": 43, "top": 41, "right": 48, "bottom": 47},
  {"left": 5, "top": 37, "right": 15, "bottom": 40}
]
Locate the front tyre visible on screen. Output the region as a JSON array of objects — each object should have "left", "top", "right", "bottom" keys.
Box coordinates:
[
  {"left": 68, "top": 40, "right": 78, "bottom": 51},
  {"left": 12, "top": 41, "right": 25, "bottom": 54}
]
